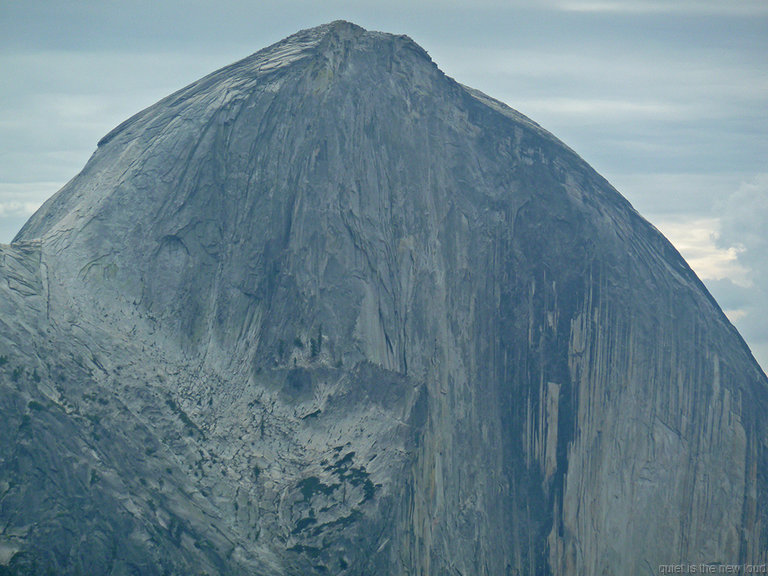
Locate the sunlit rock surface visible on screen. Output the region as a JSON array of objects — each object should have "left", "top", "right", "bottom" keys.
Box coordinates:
[{"left": 2, "top": 21, "right": 767, "bottom": 575}]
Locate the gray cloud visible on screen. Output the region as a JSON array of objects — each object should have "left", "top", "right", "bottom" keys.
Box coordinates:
[
  {"left": 608, "top": 173, "right": 747, "bottom": 220},
  {"left": 557, "top": 0, "right": 768, "bottom": 14}
]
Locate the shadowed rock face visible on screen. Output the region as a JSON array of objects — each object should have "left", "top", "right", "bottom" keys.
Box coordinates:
[{"left": 2, "top": 20, "right": 768, "bottom": 575}]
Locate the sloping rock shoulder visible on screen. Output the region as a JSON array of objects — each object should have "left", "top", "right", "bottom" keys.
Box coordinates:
[{"left": 3, "top": 20, "right": 768, "bottom": 575}]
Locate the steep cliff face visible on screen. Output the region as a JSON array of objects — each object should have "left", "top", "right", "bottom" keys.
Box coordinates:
[{"left": 3, "top": 21, "right": 768, "bottom": 575}]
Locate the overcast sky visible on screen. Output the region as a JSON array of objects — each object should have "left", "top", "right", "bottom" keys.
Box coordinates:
[{"left": 1, "top": 0, "right": 766, "bottom": 370}]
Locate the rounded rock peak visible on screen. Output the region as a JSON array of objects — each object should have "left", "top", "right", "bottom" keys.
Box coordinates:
[
  {"left": 318, "top": 19, "right": 366, "bottom": 34},
  {"left": 288, "top": 20, "right": 429, "bottom": 62}
]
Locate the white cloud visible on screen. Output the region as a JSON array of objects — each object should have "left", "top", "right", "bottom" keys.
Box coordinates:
[
  {"left": 512, "top": 98, "right": 683, "bottom": 124},
  {"left": 653, "top": 208, "right": 768, "bottom": 373},
  {"left": 0, "top": 182, "right": 59, "bottom": 216},
  {"left": 603, "top": 173, "right": 767, "bottom": 372},
  {"left": 0, "top": 201, "right": 44, "bottom": 218},
  {"left": 725, "top": 309, "right": 748, "bottom": 323},
  {"left": 0, "top": 183, "right": 55, "bottom": 242},
  {"left": 654, "top": 216, "right": 751, "bottom": 286},
  {"left": 687, "top": 174, "right": 768, "bottom": 373}
]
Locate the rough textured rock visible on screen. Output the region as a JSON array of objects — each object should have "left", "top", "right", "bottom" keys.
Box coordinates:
[{"left": 2, "top": 21, "right": 768, "bottom": 575}]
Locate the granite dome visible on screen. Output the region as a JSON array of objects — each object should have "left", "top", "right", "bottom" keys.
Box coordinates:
[{"left": 2, "top": 21, "right": 767, "bottom": 575}]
